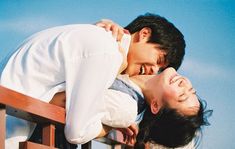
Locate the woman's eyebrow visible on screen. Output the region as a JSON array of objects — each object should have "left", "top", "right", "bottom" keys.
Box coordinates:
[{"left": 178, "top": 87, "right": 197, "bottom": 103}]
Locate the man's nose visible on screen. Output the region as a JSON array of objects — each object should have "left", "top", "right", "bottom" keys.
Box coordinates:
[{"left": 145, "top": 65, "right": 160, "bottom": 75}]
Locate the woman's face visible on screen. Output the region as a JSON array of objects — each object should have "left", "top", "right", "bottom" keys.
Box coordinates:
[{"left": 144, "top": 67, "right": 200, "bottom": 116}]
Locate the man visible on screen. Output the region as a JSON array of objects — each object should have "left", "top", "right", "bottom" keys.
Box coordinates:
[{"left": 0, "top": 13, "right": 185, "bottom": 148}]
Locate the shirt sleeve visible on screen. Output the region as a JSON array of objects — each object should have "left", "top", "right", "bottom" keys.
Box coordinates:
[
  {"left": 63, "top": 26, "right": 122, "bottom": 144},
  {"left": 102, "top": 89, "right": 138, "bottom": 128}
]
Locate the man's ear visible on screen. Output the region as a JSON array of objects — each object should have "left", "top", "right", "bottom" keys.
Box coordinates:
[
  {"left": 150, "top": 100, "right": 160, "bottom": 114},
  {"left": 138, "top": 27, "right": 152, "bottom": 43}
]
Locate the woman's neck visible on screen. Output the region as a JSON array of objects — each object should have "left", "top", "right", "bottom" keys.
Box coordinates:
[{"left": 130, "top": 75, "right": 155, "bottom": 92}]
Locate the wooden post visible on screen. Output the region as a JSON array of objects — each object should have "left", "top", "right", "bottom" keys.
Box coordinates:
[
  {"left": 0, "top": 104, "right": 6, "bottom": 149},
  {"left": 81, "top": 141, "right": 92, "bottom": 149},
  {"left": 110, "top": 144, "right": 122, "bottom": 149},
  {"left": 42, "top": 124, "right": 56, "bottom": 147}
]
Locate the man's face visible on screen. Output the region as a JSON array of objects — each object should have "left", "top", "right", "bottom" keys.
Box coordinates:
[
  {"left": 124, "top": 42, "right": 167, "bottom": 76},
  {"left": 123, "top": 28, "right": 167, "bottom": 76}
]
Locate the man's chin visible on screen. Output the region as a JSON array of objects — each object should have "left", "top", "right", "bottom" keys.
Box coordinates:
[
  {"left": 120, "top": 69, "right": 126, "bottom": 75},
  {"left": 121, "top": 67, "right": 139, "bottom": 76}
]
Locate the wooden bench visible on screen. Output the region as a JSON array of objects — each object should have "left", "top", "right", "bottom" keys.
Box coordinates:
[{"left": 0, "top": 85, "right": 132, "bottom": 149}]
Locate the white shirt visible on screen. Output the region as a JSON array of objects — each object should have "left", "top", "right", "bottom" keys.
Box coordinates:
[
  {"left": 0, "top": 24, "right": 136, "bottom": 146},
  {"left": 102, "top": 74, "right": 142, "bottom": 127}
]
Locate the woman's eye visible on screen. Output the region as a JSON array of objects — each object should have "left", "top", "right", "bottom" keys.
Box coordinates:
[
  {"left": 180, "top": 97, "right": 187, "bottom": 102},
  {"left": 179, "top": 93, "right": 187, "bottom": 102},
  {"left": 179, "top": 94, "right": 184, "bottom": 99}
]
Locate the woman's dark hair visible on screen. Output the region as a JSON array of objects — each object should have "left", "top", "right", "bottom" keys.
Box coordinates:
[
  {"left": 125, "top": 13, "right": 185, "bottom": 70},
  {"left": 134, "top": 99, "right": 212, "bottom": 148}
]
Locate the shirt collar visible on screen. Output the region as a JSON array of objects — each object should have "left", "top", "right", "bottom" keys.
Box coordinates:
[{"left": 117, "top": 74, "right": 144, "bottom": 98}]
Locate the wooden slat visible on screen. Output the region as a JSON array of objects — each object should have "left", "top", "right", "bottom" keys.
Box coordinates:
[
  {"left": 0, "top": 105, "right": 6, "bottom": 149},
  {"left": 19, "top": 141, "right": 58, "bottom": 149},
  {"left": 0, "top": 85, "right": 65, "bottom": 125}
]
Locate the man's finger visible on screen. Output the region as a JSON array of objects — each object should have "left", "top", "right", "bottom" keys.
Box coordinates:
[
  {"left": 125, "top": 128, "right": 134, "bottom": 136},
  {"left": 129, "top": 124, "right": 138, "bottom": 136},
  {"left": 110, "top": 24, "right": 119, "bottom": 40},
  {"left": 123, "top": 133, "right": 127, "bottom": 142},
  {"left": 104, "top": 24, "right": 112, "bottom": 31}
]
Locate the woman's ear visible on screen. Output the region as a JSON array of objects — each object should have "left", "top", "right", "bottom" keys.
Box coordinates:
[
  {"left": 138, "top": 27, "right": 152, "bottom": 43},
  {"left": 150, "top": 100, "right": 160, "bottom": 114}
]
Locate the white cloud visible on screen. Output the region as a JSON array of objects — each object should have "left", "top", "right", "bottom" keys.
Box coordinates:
[
  {"left": 180, "top": 59, "right": 232, "bottom": 80},
  {"left": 0, "top": 17, "right": 60, "bottom": 34}
]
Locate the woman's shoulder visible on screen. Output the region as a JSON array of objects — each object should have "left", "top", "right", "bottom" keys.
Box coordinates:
[{"left": 117, "top": 74, "right": 143, "bottom": 97}]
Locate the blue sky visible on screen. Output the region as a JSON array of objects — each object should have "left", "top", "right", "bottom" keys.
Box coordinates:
[{"left": 0, "top": 0, "right": 235, "bottom": 148}]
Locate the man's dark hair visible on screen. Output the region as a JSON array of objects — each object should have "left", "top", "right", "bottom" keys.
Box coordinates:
[
  {"left": 134, "top": 100, "right": 213, "bottom": 148},
  {"left": 125, "top": 13, "right": 185, "bottom": 70}
]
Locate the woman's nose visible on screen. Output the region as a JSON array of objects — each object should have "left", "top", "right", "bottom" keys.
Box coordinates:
[{"left": 181, "top": 80, "right": 193, "bottom": 93}]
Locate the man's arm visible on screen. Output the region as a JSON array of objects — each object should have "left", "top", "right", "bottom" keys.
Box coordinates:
[
  {"left": 50, "top": 91, "right": 66, "bottom": 107},
  {"left": 50, "top": 93, "right": 137, "bottom": 143},
  {"left": 96, "top": 124, "right": 113, "bottom": 138},
  {"left": 62, "top": 25, "right": 123, "bottom": 144},
  {"left": 95, "top": 19, "right": 128, "bottom": 42},
  {"left": 50, "top": 92, "right": 113, "bottom": 139}
]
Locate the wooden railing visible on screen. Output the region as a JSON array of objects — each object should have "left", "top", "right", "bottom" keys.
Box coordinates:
[{"left": 0, "top": 85, "right": 132, "bottom": 149}]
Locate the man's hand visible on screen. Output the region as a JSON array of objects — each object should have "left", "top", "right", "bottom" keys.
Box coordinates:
[
  {"left": 117, "top": 123, "right": 138, "bottom": 145},
  {"left": 95, "top": 19, "right": 128, "bottom": 42},
  {"left": 95, "top": 19, "right": 129, "bottom": 74},
  {"left": 50, "top": 91, "right": 66, "bottom": 108}
]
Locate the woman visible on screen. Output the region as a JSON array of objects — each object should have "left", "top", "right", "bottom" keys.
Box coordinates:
[{"left": 50, "top": 67, "right": 211, "bottom": 148}]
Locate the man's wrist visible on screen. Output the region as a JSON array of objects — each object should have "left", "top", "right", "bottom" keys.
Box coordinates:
[{"left": 97, "top": 124, "right": 113, "bottom": 138}]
